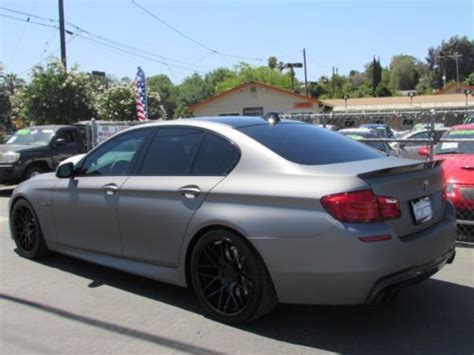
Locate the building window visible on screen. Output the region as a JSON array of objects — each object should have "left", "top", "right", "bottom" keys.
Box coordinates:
[{"left": 243, "top": 107, "right": 264, "bottom": 116}]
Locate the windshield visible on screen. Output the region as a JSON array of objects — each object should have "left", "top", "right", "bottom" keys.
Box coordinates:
[
  {"left": 239, "top": 123, "right": 382, "bottom": 165},
  {"left": 434, "top": 129, "right": 474, "bottom": 155},
  {"left": 6, "top": 128, "right": 56, "bottom": 146}
]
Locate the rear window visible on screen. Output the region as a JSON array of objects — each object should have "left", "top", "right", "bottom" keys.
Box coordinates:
[{"left": 239, "top": 123, "right": 382, "bottom": 165}]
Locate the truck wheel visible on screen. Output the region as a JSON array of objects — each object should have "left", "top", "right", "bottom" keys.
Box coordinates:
[{"left": 24, "top": 166, "right": 45, "bottom": 180}]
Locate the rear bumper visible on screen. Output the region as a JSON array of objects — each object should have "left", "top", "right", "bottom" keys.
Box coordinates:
[
  {"left": 250, "top": 202, "right": 457, "bottom": 305},
  {"left": 366, "top": 247, "right": 455, "bottom": 303}
]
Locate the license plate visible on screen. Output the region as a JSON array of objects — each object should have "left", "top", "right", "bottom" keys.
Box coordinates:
[{"left": 411, "top": 196, "right": 433, "bottom": 224}]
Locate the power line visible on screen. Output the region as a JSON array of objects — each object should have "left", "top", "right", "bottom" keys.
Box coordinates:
[
  {"left": 0, "top": 9, "right": 206, "bottom": 74},
  {"left": 130, "top": 0, "right": 264, "bottom": 63}
]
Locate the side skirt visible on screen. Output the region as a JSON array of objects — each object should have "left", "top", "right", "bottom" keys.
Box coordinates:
[{"left": 48, "top": 242, "right": 187, "bottom": 288}]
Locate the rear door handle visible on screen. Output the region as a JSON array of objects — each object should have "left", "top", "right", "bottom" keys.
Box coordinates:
[
  {"left": 178, "top": 185, "right": 201, "bottom": 199},
  {"left": 102, "top": 183, "right": 118, "bottom": 195}
]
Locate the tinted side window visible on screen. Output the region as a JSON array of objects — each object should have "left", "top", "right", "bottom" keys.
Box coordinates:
[
  {"left": 405, "top": 131, "right": 429, "bottom": 146},
  {"left": 140, "top": 128, "right": 204, "bottom": 176},
  {"left": 239, "top": 123, "right": 382, "bottom": 165},
  {"left": 80, "top": 129, "right": 150, "bottom": 176},
  {"left": 192, "top": 133, "right": 239, "bottom": 176}
]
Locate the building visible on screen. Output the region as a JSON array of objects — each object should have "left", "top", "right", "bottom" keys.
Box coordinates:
[
  {"left": 323, "top": 93, "right": 474, "bottom": 129},
  {"left": 190, "top": 81, "right": 331, "bottom": 119}
]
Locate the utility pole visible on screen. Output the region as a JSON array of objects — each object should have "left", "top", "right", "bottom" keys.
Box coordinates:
[
  {"left": 58, "top": 0, "right": 67, "bottom": 70},
  {"left": 448, "top": 52, "right": 462, "bottom": 87},
  {"left": 303, "top": 48, "right": 308, "bottom": 96}
]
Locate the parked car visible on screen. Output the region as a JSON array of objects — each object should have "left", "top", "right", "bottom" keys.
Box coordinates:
[
  {"left": 419, "top": 124, "right": 474, "bottom": 242},
  {"left": 9, "top": 116, "right": 456, "bottom": 323},
  {"left": 338, "top": 128, "right": 399, "bottom": 156},
  {"left": 0, "top": 125, "right": 85, "bottom": 184},
  {"left": 394, "top": 128, "right": 448, "bottom": 160},
  {"left": 360, "top": 123, "right": 395, "bottom": 138}
]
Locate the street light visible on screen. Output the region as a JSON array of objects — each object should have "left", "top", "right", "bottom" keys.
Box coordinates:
[{"left": 284, "top": 63, "right": 303, "bottom": 91}]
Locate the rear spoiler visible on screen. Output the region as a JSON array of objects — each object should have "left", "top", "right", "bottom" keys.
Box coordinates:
[{"left": 358, "top": 160, "right": 443, "bottom": 179}]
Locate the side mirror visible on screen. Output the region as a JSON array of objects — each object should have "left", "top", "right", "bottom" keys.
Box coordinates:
[
  {"left": 417, "top": 147, "right": 429, "bottom": 157},
  {"left": 53, "top": 138, "right": 67, "bottom": 147},
  {"left": 56, "top": 162, "right": 74, "bottom": 178}
]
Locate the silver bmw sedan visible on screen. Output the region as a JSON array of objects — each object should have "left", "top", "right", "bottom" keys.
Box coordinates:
[{"left": 9, "top": 116, "right": 456, "bottom": 323}]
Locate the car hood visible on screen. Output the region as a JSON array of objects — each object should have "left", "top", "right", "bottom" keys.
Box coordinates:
[
  {"left": 0, "top": 144, "right": 47, "bottom": 153},
  {"left": 435, "top": 154, "right": 474, "bottom": 184}
]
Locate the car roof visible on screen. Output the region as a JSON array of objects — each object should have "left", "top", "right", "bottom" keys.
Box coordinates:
[
  {"left": 189, "top": 116, "right": 303, "bottom": 128},
  {"left": 340, "top": 130, "right": 379, "bottom": 138},
  {"left": 361, "top": 123, "right": 388, "bottom": 128},
  {"left": 449, "top": 123, "right": 474, "bottom": 131},
  {"left": 27, "top": 125, "right": 73, "bottom": 130}
]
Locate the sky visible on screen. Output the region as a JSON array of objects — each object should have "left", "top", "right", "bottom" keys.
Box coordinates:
[{"left": 0, "top": 0, "right": 473, "bottom": 84}]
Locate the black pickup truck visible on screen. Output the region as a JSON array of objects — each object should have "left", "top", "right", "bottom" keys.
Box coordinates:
[{"left": 0, "top": 125, "right": 85, "bottom": 184}]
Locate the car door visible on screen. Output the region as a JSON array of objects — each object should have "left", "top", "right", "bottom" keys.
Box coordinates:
[
  {"left": 50, "top": 128, "right": 83, "bottom": 166},
  {"left": 118, "top": 127, "right": 240, "bottom": 267},
  {"left": 399, "top": 131, "right": 430, "bottom": 159},
  {"left": 51, "top": 128, "right": 152, "bottom": 255}
]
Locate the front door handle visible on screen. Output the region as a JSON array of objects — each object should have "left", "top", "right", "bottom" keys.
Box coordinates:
[
  {"left": 102, "top": 183, "right": 118, "bottom": 195},
  {"left": 178, "top": 185, "right": 201, "bottom": 199}
]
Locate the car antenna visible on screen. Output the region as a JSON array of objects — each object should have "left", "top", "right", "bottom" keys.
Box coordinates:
[{"left": 263, "top": 112, "right": 281, "bottom": 125}]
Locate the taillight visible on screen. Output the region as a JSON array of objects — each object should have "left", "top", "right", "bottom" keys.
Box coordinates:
[
  {"left": 321, "top": 189, "right": 401, "bottom": 223},
  {"left": 377, "top": 196, "right": 401, "bottom": 220}
]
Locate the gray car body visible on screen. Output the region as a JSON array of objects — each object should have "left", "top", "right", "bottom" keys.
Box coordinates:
[{"left": 10, "top": 118, "right": 457, "bottom": 305}]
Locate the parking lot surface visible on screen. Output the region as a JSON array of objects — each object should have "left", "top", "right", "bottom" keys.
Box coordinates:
[{"left": 0, "top": 188, "right": 473, "bottom": 354}]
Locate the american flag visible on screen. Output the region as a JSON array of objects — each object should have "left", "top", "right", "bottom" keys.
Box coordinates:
[{"left": 134, "top": 66, "right": 148, "bottom": 121}]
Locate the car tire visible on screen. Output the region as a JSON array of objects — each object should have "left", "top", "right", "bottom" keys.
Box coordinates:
[
  {"left": 24, "top": 165, "right": 45, "bottom": 180},
  {"left": 10, "top": 199, "right": 50, "bottom": 259},
  {"left": 190, "top": 229, "right": 277, "bottom": 323}
]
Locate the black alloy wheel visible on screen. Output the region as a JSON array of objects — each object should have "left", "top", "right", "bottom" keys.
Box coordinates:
[
  {"left": 11, "top": 199, "right": 49, "bottom": 259},
  {"left": 190, "top": 230, "right": 277, "bottom": 323}
]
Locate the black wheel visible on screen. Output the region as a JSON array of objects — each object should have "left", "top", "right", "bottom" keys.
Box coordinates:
[
  {"left": 10, "top": 199, "right": 50, "bottom": 259},
  {"left": 190, "top": 229, "right": 277, "bottom": 323},
  {"left": 24, "top": 165, "right": 44, "bottom": 180}
]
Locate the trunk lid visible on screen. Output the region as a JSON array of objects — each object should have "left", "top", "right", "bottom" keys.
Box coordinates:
[
  {"left": 360, "top": 160, "right": 445, "bottom": 238},
  {"left": 298, "top": 157, "right": 446, "bottom": 238}
]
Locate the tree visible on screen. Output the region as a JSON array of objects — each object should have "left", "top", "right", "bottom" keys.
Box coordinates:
[
  {"left": 426, "top": 36, "right": 474, "bottom": 89},
  {"left": 177, "top": 73, "right": 213, "bottom": 107},
  {"left": 148, "top": 74, "right": 177, "bottom": 119},
  {"left": 465, "top": 72, "right": 474, "bottom": 86},
  {"left": 0, "top": 88, "right": 11, "bottom": 128},
  {"left": 95, "top": 84, "right": 136, "bottom": 121},
  {"left": 376, "top": 69, "right": 393, "bottom": 97},
  {"left": 214, "top": 63, "right": 294, "bottom": 93},
  {"left": 16, "top": 60, "right": 94, "bottom": 125},
  {"left": 389, "top": 55, "right": 421, "bottom": 91},
  {"left": 267, "top": 56, "right": 278, "bottom": 69},
  {"left": 365, "top": 57, "right": 382, "bottom": 95}
]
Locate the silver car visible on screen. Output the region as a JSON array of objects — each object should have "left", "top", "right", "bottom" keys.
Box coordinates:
[{"left": 9, "top": 116, "right": 456, "bottom": 323}]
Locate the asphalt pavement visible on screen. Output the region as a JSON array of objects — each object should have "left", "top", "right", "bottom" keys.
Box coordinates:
[{"left": 0, "top": 188, "right": 473, "bottom": 354}]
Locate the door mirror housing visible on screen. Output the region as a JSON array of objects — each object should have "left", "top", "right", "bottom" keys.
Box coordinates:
[
  {"left": 56, "top": 162, "right": 74, "bottom": 178},
  {"left": 53, "top": 138, "right": 67, "bottom": 147}
]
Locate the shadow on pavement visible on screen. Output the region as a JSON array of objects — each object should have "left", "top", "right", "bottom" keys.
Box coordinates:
[
  {"left": 0, "top": 293, "right": 222, "bottom": 355},
  {"left": 34, "top": 253, "right": 474, "bottom": 354}
]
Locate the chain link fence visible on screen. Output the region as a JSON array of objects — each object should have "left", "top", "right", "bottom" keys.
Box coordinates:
[{"left": 283, "top": 108, "right": 474, "bottom": 245}]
